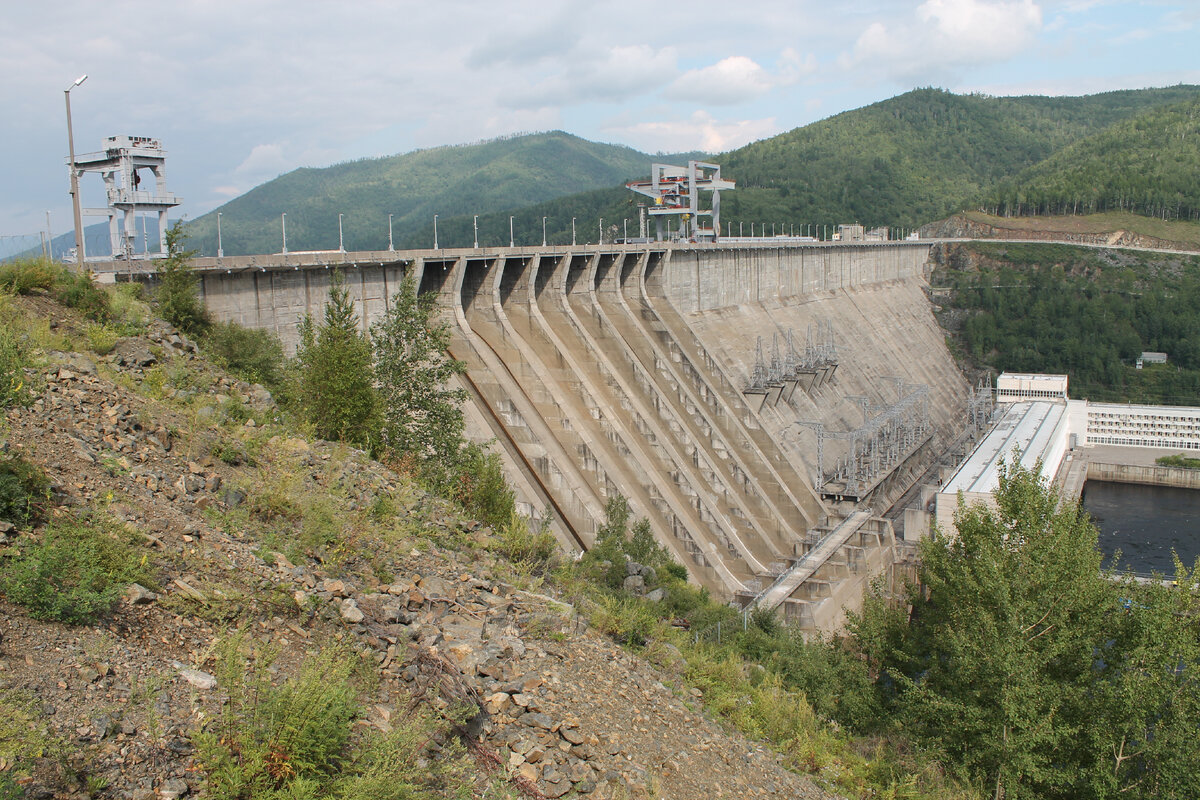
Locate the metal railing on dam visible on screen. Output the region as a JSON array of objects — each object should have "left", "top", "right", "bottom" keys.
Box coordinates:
[{"left": 97, "top": 237, "right": 967, "bottom": 629}]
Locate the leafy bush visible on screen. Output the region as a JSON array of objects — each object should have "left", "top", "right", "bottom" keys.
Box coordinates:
[
  {"left": 195, "top": 634, "right": 467, "bottom": 800},
  {"left": 0, "top": 688, "right": 66, "bottom": 785},
  {"left": 203, "top": 321, "right": 286, "bottom": 390},
  {"left": 492, "top": 508, "right": 559, "bottom": 573},
  {"left": 0, "top": 515, "right": 153, "bottom": 624},
  {"left": 0, "top": 454, "right": 50, "bottom": 528},
  {"left": 82, "top": 322, "right": 122, "bottom": 355},
  {"left": 155, "top": 221, "right": 209, "bottom": 336},
  {"left": 454, "top": 444, "right": 515, "bottom": 527},
  {"left": 55, "top": 269, "right": 111, "bottom": 321},
  {"left": 0, "top": 320, "right": 35, "bottom": 410},
  {"left": 0, "top": 258, "right": 57, "bottom": 294}
]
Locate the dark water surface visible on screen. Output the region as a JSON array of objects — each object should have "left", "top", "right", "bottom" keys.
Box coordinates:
[{"left": 1082, "top": 480, "right": 1200, "bottom": 575}]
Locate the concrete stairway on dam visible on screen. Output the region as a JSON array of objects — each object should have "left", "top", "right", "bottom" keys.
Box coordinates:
[
  {"left": 505, "top": 253, "right": 743, "bottom": 590},
  {"left": 446, "top": 252, "right": 735, "bottom": 590},
  {"left": 639, "top": 254, "right": 827, "bottom": 527},
  {"left": 590, "top": 254, "right": 803, "bottom": 562},
  {"left": 423, "top": 257, "right": 606, "bottom": 551},
  {"left": 562, "top": 256, "right": 777, "bottom": 582}
]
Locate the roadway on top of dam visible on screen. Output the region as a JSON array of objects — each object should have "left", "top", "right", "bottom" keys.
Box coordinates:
[
  {"left": 89, "top": 237, "right": 941, "bottom": 275},
  {"left": 84, "top": 235, "right": 1200, "bottom": 276}
]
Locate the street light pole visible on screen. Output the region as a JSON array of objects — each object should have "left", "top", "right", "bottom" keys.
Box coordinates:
[
  {"left": 338, "top": 213, "right": 345, "bottom": 252},
  {"left": 64, "top": 74, "right": 88, "bottom": 263},
  {"left": 217, "top": 212, "right": 224, "bottom": 258},
  {"left": 473, "top": 215, "right": 478, "bottom": 249},
  {"left": 542, "top": 216, "right": 547, "bottom": 247},
  {"left": 599, "top": 218, "right": 603, "bottom": 245},
  {"left": 388, "top": 214, "right": 394, "bottom": 251},
  {"left": 281, "top": 213, "right": 288, "bottom": 254},
  {"left": 433, "top": 214, "right": 438, "bottom": 249},
  {"left": 509, "top": 216, "right": 514, "bottom": 248},
  {"left": 571, "top": 218, "right": 576, "bottom": 246}
]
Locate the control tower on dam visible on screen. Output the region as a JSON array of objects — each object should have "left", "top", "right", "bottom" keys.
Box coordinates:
[{"left": 108, "top": 239, "right": 969, "bottom": 626}]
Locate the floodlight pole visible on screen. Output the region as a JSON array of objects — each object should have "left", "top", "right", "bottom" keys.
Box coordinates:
[
  {"left": 542, "top": 216, "right": 547, "bottom": 247},
  {"left": 509, "top": 216, "right": 514, "bottom": 248},
  {"left": 599, "top": 218, "right": 603, "bottom": 245},
  {"left": 433, "top": 214, "right": 438, "bottom": 249},
  {"left": 217, "top": 212, "right": 224, "bottom": 258},
  {"left": 571, "top": 218, "right": 576, "bottom": 246},
  {"left": 281, "top": 213, "right": 288, "bottom": 254},
  {"left": 338, "top": 213, "right": 345, "bottom": 252},
  {"left": 473, "top": 215, "right": 478, "bottom": 249},
  {"left": 388, "top": 213, "right": 394, "bottom": 251},
  {"left": 64, "top": 74, "right": 88, "bottom": 262}
]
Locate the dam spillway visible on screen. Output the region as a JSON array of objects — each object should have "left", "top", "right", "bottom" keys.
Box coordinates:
[{"left": 113, "top": 240, "right": 969, "bottom": 616}]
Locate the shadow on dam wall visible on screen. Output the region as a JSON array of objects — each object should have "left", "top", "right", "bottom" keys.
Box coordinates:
[{"left": 192, "top": 242, "right": 970, "bottom": 612}]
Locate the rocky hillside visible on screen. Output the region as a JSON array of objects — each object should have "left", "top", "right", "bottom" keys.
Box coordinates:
[{"left": 0, "top": 289, "right": 830, "bottom": 799}]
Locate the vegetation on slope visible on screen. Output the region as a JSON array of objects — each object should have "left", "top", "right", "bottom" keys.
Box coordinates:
[
  {"left": 934, "top": 242, "right": 1200, "bottom": 404},
  {"left": 981, "top": 96, "right": 1200, "bottom": 221}
]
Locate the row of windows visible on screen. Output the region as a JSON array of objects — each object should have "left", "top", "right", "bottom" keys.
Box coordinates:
[{"left": 1087, "top": 435, "right": 1200, "bottom": 449}]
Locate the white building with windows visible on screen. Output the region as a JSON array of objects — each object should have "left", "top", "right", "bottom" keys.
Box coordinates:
[{"left": 934, "top": 372, "right": 1200, "bottom": 536}]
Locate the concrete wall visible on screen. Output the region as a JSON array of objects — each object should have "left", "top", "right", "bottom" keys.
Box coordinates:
[
  {"left": 187, "top": 240, "right": 966, "bottom": 619},
  {"left": 1087, "top": 461, "right": 1200, "bottom": 490},
  {"left": 663, "top": 243, "right": 929, "bottom": 313}
]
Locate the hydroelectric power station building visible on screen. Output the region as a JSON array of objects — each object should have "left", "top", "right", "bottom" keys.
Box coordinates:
[{"left": 935, "top": 372, "right": 1200, "bottom": 536}]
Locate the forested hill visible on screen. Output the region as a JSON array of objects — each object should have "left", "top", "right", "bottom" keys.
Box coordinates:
[
  {"left": 715, "top": 86, "right": 1200, "bottom": 230},
  {"left": 408, "top": 86, "right": 1200, "bottom": 249},
  {"left": 184, "top": 132, "right": 701, "bottom": 256},
  {"left": 980, "top": 96, "right": 1200, "bottom": 221}
]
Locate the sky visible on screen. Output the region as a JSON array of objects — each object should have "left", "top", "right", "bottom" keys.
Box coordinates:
[{"left": 2, "top": 0, "right": 1199, "bottom": 244}]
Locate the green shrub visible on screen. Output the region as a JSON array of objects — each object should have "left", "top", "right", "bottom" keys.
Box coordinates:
[
  {"left": 0, "top": 454, "right": 50, "bottom": 528},
  {"left": 203, "top": 321, "right": 286, "bottom": 390},
  {"left": 0, "top": 320, "right": 35, "bottom": 410},
  {"left": 0, "top": 688, "right": 66, "bottom": 784},
  {"left": 155, "top": 222, "right": 209, "bottom": 336},
  {"left": 82, "top": 322, "right": 122, "bottom": 355},
  {"left": 0, "top": 258, "right": 58, "bottom": 294},
  {"left": 492, "top": 508, "right": 559, "bottom": 572},
  {"left": 0, "top": 515, "right": 153, "bottom": 624},
  {"left": 455, "top": 444, "right": 515, "bottom": 528},
  {"left": 54, "top": 269, "right": 111, "bottom": 321},
  {"left": 195, "top": 635, "right": 359, "bottom": 799}
]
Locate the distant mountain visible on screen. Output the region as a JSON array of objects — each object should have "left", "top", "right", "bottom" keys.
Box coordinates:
[
  {"left": 715, "top": 86, "right": 1200, "bottom": 230},
  {"left": 979, "top": 96, "right": 1200, "bottom": 221},
  {"left": 418, "top": 86, "right": 1200, "bottom": 246},
  {"left": 184, "top": 132, "right": 703, "bottom": 256}
]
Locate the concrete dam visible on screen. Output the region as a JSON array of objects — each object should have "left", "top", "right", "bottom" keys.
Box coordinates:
[{"left": 120, "top": 240, "right": 969, "bottom": 628}]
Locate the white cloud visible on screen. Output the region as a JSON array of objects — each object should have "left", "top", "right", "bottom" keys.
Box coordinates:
[
  {"left": 665, "top": 49, "right": 817, "bottom": 105},
  {"left": 233, "top": 144, "right": 291, "bottom": 184},
  {"left": 606, "top": 110, "right": 780, "bottom": 153},
  {"left": 842, "top": 0, "right": 1043, "bottom": 83}
]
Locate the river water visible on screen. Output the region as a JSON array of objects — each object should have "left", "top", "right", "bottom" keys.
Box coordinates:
[{"left": 1081, "top": 480, "right": 1200, "bottom": 575}]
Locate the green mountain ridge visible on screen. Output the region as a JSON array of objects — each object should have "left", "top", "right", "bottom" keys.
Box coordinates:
[
  {"left": 414, "top": 86, "right": 1200, "bottom": 249},
  {"left": 981, "top": 95, "right": 1200, "bottom": 220},
  {"left": 180, "top": 85, "right": 1200, "bottom": 256},
  {"left": 185, "top": 132, "right": 704, "bottom": 256}
]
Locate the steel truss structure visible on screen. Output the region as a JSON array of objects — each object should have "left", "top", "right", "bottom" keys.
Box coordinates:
[{"left": 797, "top": 380, "right": 932, "bottom": 499}]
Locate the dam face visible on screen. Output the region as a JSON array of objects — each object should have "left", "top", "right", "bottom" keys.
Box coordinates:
[{"left": 189, "top": 241, "right": 968, "bottom": 617}]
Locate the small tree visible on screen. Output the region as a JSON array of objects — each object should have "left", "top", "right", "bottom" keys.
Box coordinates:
[
  {"left": 295, "top": 271, "right": 378, "bottom": 449},
  {"left": 155, "top": 221, "right": 208, "bottom": 336},
  {"left": 371, "top": 275, "right": 466, "bottom": 487}
]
